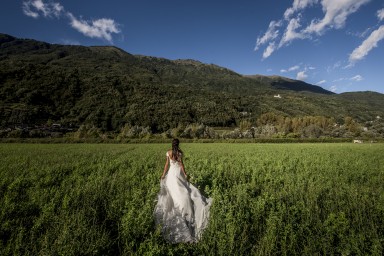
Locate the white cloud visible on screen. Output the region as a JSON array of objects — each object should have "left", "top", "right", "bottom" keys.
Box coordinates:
[
  {"left": 52, "top": 2, "right": 64, "bottom": 16},
  {"left": 333, "top": 77, "right": 345, "bottom": 82},
  {"left": 67, "top": 13, "right": 120, "bottom": 42},
  {"left": 327, "top": 61, "right": 343, "bottom": 72},
  {"left": 255, "top": 20, "right": 282, "bottom": 51},
  {"left": 349, "top": 25, "right": 384, "bottom": 65},
  {"left": 288, "top": 65, "right": 300, "bottom": 71},
  {"left": 304, "top": 0, "right": 371, "bottom": 35},
  {"left": 378, "top": 8, "right": 384, "bottom": 21},
  {"left": 329, "top": 85, "right": 338, "bottom": 92},
  {"left": 22, "top": 0, "right": 64, "bottom": 18},
  {"left": 22, "top": 0, "right": 121, "bottom": 42},
  {"left": 350, "top": 75, "right": 363, "bottom": 81},
  {"left": 284, "top": 0, "right": 319, "bottom": 20},
  {"left": 296, "top": 70, "right": 308, "bottom": 80},
  {"left": 316, "top": 80, "right": 326, "bottom": 85},
  {"left": 333, "top": 61, "right": 342, "bottom": 69},
  {"left": 22, "top": 2, "right": 39, "bottom": 18},
  {"left": 280, "top": 17, "right": 306, "bottom": 47},
  {"left": 347, "top": 27, "right": 374, "bottom": 38},
  {"left": 262, "top": 42, "right": 277, "bottom": 59},
  {"left": 280, "top": 65, "right": 300, "bottom": 73},
  {"left": 30, "top": 0, "right": 49, "bottom": 16},
  {"left": 255, "top": 0, "right": 371, "bottom": 59}
]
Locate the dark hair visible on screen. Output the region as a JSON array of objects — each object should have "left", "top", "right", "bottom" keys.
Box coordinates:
[{"left": 172, "top": 138, "right": 183, "bottom": 162}]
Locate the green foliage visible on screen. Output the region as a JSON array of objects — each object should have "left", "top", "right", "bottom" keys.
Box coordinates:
[
  {"left": 1, "top": 143, "right": 384, "bottom": 255},
  {"left": 1, "top": 33, "right": 384, "bottom": 137},
  {"left": 118, "top": 124, "right": 152, "bottom": 139},
  {"left": 73, "top": 124, "right": 104, "bottom": 139}
]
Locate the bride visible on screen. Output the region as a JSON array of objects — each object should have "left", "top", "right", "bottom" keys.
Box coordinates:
[{"left": 154, "top": 139, "right": 212, "bottom": 243}]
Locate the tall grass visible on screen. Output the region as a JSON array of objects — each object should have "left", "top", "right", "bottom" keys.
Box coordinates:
[{"left": 0, "top": 143, "right": 383, "bottom": 255}]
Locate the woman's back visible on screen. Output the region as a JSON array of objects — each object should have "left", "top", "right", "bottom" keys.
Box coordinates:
[{"left": 167, "top": 150, "right": 182, "bottom": 167}]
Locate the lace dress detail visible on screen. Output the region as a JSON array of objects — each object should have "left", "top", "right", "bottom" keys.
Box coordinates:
[{"left": 154, "top": 152, "right": 212, "bottom": 243}]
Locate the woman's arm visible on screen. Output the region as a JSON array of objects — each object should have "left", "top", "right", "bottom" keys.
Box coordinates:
[
  {"left": 180, "top": 159, "right": 188, "bottom": 179},
  {"left": 161, "top": 155, "right": 170, "bottom": 179}
]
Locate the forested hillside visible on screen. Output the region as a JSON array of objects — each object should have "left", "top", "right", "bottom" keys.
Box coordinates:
[{"left": 1, "top": 33, "right": 383, "bottom": 139}]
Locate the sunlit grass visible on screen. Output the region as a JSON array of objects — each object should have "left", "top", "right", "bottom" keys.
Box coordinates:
[{"left": 1, "top": 143, "right": 383, "bottom": 255}]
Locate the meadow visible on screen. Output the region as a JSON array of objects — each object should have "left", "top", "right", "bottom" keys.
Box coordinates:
[{"left": 0, "top": 143, "right": 383, "bottom": 255}]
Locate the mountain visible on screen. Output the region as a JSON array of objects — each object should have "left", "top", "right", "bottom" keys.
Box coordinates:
[
  {"left": 244, "top": 75, "right": 333, "bottom": 94},
  {"left": 1, "top": 33, "right": 384, "bottom": 133}
]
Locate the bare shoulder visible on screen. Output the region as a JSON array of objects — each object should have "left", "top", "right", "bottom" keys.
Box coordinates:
[{"left": 167, "top": 150, "right": 172, "bottom": 158}]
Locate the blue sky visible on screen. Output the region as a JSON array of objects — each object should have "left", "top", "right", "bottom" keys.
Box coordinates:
[{"left": 1, "top": 0, "right": 383, "bottom": 93}]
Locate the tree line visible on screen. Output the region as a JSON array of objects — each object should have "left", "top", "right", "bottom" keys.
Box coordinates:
[{"left": 2, "top": 113, "right": 383, "bottom": 141}]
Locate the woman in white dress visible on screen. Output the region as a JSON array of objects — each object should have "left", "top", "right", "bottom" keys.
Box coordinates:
[{"left": 154, "top": 139, "right": 212, "bottom": 243}]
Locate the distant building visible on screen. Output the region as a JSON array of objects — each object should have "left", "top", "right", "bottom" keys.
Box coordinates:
[{"left": 274, "top": 94, "right": 282, "bottom": 98}]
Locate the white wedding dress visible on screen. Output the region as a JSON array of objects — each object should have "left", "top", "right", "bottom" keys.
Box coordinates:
[{"left": 154, "top": 152, "right": 212, "bottom": 243}]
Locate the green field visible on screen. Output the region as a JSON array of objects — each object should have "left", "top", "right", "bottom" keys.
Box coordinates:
[{"left": 1, "top": 143, "right": 383, "bottom": 255}]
